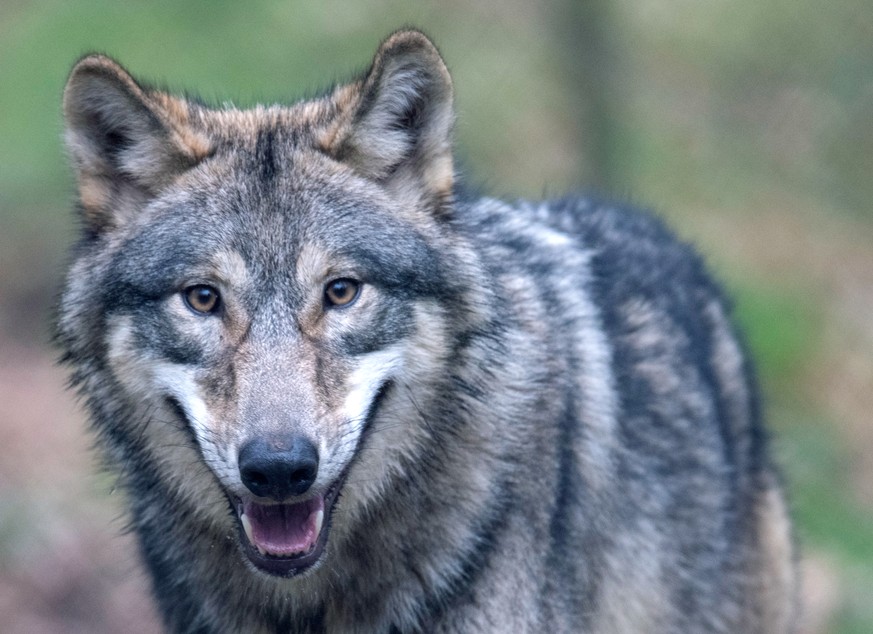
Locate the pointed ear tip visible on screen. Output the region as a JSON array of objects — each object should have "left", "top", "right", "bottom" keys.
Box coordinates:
[
  {"left": 64, "top": 55, "right": 138, "bottom": 116},
  {"left": 375, "top": 30, "right": 452, "bottom": 97},
  {"left": 67, "top": 54, "right": 129, "bottom": 83},
  {"left": 65, "top": 54, "right": 137, "bottom": 98},
  {"left": 384, "top": 29, "right": 436, "bottom": 46},
  {"left": 378, "top": 29, "right": 444, "bottom": 61}
]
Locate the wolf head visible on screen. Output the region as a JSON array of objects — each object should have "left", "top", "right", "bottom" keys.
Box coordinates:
[{"left": 59, "top": 31, "right": 479, "bottom": 578}]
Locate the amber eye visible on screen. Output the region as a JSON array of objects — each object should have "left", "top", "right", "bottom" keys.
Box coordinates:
[
  {"left": 183, "top": 285, "right": 221, "bottom": 314},
  {"left": 324, "top": 278, "right": 360, "bottom": 307}
]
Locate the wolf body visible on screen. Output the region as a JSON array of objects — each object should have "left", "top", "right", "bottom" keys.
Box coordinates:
[{"left": 58, "top": 31, "right": 795, "bottom": 633}]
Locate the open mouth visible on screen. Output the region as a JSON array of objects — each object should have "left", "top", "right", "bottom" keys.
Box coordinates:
[{"left": 234, "top": 478, "right": 344, "bottom": 577}]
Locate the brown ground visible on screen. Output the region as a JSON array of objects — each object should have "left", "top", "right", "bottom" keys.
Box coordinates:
[{"left": 0, "top": 344, "right": 161, "bottom": 634}]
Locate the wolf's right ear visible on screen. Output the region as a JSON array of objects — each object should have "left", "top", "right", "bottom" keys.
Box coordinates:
[{"left": 63, "top": 55, "right": 212, "bottom": 232}]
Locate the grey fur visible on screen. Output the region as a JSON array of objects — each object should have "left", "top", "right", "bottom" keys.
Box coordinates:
[{"left": 57, "top": 30, "right": 796, "bottom": 633}]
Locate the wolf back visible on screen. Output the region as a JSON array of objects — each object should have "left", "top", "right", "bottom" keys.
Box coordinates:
[{"left": 57, "top": 30, "right": 796, "bottom": 633}]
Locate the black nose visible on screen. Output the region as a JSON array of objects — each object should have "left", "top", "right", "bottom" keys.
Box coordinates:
[{"left": 238, "top": 435, "right": 319, "bottom": 500}]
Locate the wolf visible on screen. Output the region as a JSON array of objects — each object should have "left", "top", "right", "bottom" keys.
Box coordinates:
[{"left": 57, "top": 30, "right": 796, "bottom": 633}]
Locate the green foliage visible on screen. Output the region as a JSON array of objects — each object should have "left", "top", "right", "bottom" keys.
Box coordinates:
[
  {"left": 781, "top": 416, "right": 873, "bottom": 564},
  {"left": 731, "top": 282, "right": 821, "bottom": 388},
  {"left": 776, "top": 412, "right": 873, "bottom": 632}
]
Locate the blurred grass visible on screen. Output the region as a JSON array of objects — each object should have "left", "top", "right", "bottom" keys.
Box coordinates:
[
  {"left": 732, "top": 282, "right": 822, "bottom": 387},
  {"left": 1, "top": 1, "right": 871, "bottom": 631}
]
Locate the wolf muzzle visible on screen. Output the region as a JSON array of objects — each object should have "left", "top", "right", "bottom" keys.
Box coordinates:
[{"left": 233, "top": 434, "right": 346, "bottom": 577}]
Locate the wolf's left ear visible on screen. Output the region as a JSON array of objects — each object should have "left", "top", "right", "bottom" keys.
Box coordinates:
[
  {"left": 324, "top": 31, "right": 454, "bottom": 210},
  {"left": 63, "top": 55, "right": 212, "bottom": 232}
]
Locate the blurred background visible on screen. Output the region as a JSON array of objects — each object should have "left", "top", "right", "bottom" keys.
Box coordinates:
[{"left": 1, "top": 0, "right": 871, "bottom": 631}]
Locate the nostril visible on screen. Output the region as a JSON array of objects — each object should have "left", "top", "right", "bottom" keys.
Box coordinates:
[
  {"left": 291, "top": 466, "right": 315, "bottom": 486},
  {"left": 241, "top": 466, "right": 268, "bottom": 490},
  {"left": 238, "top": 435, "right": 320, "bottom": 500}
]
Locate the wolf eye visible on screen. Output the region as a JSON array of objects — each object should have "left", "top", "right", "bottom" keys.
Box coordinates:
[
  {"left": 183, "top": 285, "right": 221, "bottom": 314},
  {"left": 324, "top": 278, "right": 360, "bottom": 307}
]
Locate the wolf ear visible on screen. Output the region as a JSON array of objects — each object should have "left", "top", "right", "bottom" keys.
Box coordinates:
[
  {"left": 63, "top": 55, "right": 212, "bottom": 232},
  {"left": 325, "top": 31, "right": 454, "bottom": 210}
]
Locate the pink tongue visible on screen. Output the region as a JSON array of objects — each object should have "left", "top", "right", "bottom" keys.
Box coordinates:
[{"left": 243, "top": 496, "right": 323, "bottom": 556}]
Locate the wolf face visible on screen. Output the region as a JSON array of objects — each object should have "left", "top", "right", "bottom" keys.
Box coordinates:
[{"left": 60, "top": 32, "right": 470, "bottom": 578}]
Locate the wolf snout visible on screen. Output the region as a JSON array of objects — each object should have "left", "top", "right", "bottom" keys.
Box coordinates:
[{"left": 238, "top": 435, "right": 319, "bottom": 500}]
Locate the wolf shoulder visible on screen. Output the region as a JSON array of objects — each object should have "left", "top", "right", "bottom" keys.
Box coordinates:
[
  {"left": 462, "top": 193, "right": 774, "bottom": 481},
  {"left": 463, "top": 194, "right": 740, "bottom": 340}
]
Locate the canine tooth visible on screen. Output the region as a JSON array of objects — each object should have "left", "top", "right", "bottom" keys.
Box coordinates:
[
  {"left": 256, "top": 544, "right": 267, "bottom": 556},
  {"left": 314, "top": 508, "right": 325, "bottom": 536},
  {"left": 240, "top": 512, "right": 254, "bottom": 544}
]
